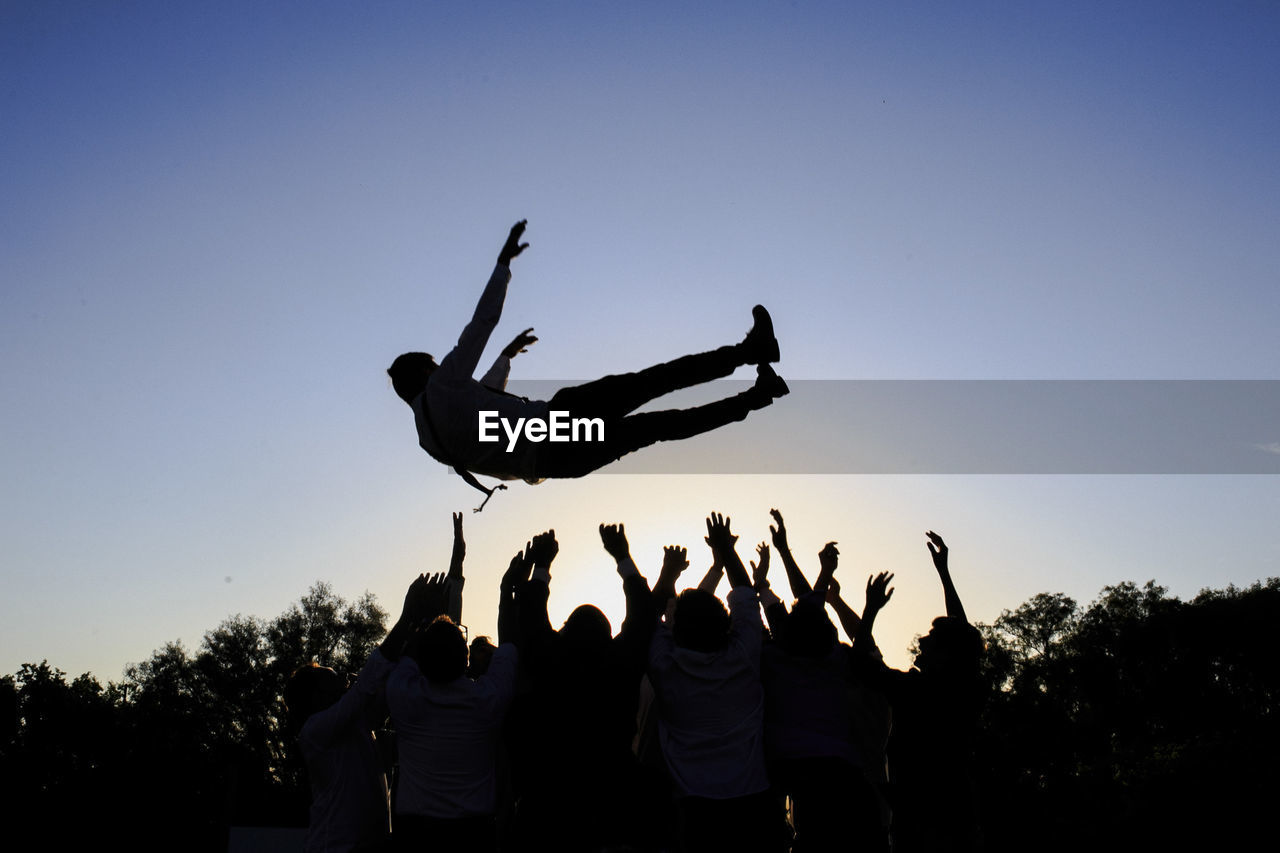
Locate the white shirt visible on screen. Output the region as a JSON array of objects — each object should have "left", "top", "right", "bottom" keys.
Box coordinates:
[
  {"left": 648, "top": 586, "right": 769, "bottom": 799},
  {"left": 414, "top": 263, "right": 550, "bottom": 483},
  {"left": 387, "top": 644, "right": 519, "bottom": 818},
  {"left": 297, "top": 650, "right": 394, "bottom": 853}
]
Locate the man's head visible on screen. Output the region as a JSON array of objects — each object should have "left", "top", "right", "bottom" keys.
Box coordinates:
[
  {"left": 388, "top": 352, "right": 438, "bottom": 404},
  {"left": 561, "top": 604, "right": 613, "bottom": 655},
  {"left": 781, "top": 595, "right": 838, "bottom": 658},
  {"left": 467, "top": 635, "right": 496, "bottom": 679},
  {"left": 672, "top": 588, "right": 731, "bottom": 653},
  {"left": 414, "top": 615, "right": 468, "bottom": 683},
  {"left": 914, "top": 616, "right": 984, "bottom": 675},
  {"left": 284, "top": 663, "right": 346, "bottom": 734}
]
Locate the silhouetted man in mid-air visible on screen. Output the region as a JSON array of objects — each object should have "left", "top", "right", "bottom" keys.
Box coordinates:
[{"left": 389, "top": 221, "right": 788, "bottom": 508}]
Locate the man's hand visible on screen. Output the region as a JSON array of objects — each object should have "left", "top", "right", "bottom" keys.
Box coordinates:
[
  {"left": 401, "top": 573, "right": 430, "bottom": 623},
  {"left": 662, "top": 545, "right": 690, "bottom": 577},
  {"left": 529, "top": 529, "right": 559, "bottom": 568},
  {"left": 926, "top": 530, "right": 948, "bottom": 574},
  {"left": 412, "top": 572, "right": 449, "bottom": 622},
  {"left": 599, "top": 523, "right": 631, "bottom": 562},
  {"left": 448, "top": 511, "right": 466, "bottom": 578},
  {"left": 502, "top": 327, "right": 538, "bottom": 359},
  {"left": 703, "top": 512, "right": 739, "bottom": 557},
  {"left": 818, "top": 541, "right": 839, "bottom": 575},
  {"left": 865, "top": 571, "right": 895, "bottom": 613},
  {"left": 498, "top": 219, "right": 529, "bottom": 266},
  {"left": 751, "top": 542, "right": 770, "bottom": 590},
  {"left": 502, "top": 546, "right": 534, "bottom": 591},
  {"left": 769, "top": 508, "right": 789, "bottom": 551}
]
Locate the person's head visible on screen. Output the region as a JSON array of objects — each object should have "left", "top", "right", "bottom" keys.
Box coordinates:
[
  {"left": 914, "top": 616, "right": 984, "bottom": 675},
  {"left": 388, "top": 352, "right": 438, "bottom": 404},
  {"left": 284, "top": 663, "right": 346, "bottom": 735},
  {"left": 414, "top": 615, "right": 469, "bottom": 684},
  {"left": 561, "top": 604, "right": 613, "bottom": 656},
  {"left": 781, "top": 596, "right": 838, "bottom": 658},
  {"left": 672, "top": 588, "right": 731, "bottom": 653},
  {"left": 467, "top": 635, "right": 497, "bottom": 679}
]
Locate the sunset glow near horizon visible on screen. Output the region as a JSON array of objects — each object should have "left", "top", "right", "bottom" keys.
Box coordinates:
[{"left": 3, "top": 1, "right": 1279, "bottom": 680}]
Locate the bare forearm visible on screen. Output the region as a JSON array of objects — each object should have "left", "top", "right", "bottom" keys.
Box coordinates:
[
  {"left": 939, "top": 568, "right": 968, "bottom": 623},
  {"left": 779, "top": 546, "right": 812, "bottom": 599}
]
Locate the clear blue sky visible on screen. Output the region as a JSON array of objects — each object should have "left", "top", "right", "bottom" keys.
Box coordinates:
[{"left": 3, "top": 1, "right": 1279, "bottom": 678}]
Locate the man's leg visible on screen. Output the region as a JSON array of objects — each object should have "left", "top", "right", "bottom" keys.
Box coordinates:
[
  {"left": 550, "top": 306, "right": 779, "bottom": 419},
  {"left": 541, "top": 364, "right": 788, "bottom": 478}
]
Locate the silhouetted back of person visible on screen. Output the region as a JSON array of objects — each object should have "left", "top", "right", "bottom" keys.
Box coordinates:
[
  {"left": 505, "top": 524, "right": 659, "bottom": 853},
  {"left": 853, "top": 534, "right": 985, "bottom": 853}
]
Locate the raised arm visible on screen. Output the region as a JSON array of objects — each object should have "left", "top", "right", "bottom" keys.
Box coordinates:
[
  {"left": 480, "top": 327, "right": 538, "bottom": 390},
  {"left": 600, "top": 523, "right": 658, "bottom": 653},
  {"left": 381, "top": 573, "right": 433, "bottom": 661},
  {"left": 697, "top": 550, "right": 724, "bottom": 595},
  {"left": 652, "top": 544, "right": 690, "bottom": 614},
  {"left": 445, "top": 512, "right": 465, "bottom": 622},
  {"left": 439, "top": 220, "right": 529, "bottom": 380},
  {"left": 516, "top": 530, "right": 558, "bottom": 654},
  {"left": 770, "top": 508, "right": 813, "bottom": 599},
  {"left": 926, "top": 530, "right": 968, "bottom": 624},
  {"left": 752, "top": 541, "right": 788, "bottom": 638},
  {"left": 705, "top": 513, "right": 751, "bottom": 589},
  {"left": 824, "top": 576, "right": 863, "bottom": 641},
  {"left": 498, "top": 547, "right": 533, "bottom": 646},
  {"left": 812, "top": 541, "right": 838, "bottom": 601},
  {"left": 856, "top": 571, "right": 895, "bottom": 651}
]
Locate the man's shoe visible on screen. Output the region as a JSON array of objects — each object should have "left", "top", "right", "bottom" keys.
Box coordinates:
[
  {"left": 755, "top": 363, "right": 790, "bottom": 399},
  {"left": 742, "top": 305, "right": 780, "bottom": 364}
]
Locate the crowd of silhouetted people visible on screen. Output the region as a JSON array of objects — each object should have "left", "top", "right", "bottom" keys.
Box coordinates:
[{"left": 286, "top": 509, "right": 985, "bottom": 853}]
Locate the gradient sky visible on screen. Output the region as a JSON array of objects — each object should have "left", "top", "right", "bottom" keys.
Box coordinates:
[{"left": 3, "top": 1, "right": 1279, "bottom": 678}]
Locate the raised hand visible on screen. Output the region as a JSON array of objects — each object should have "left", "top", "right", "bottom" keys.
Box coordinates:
[
  {"left": 704, "top": 512, "right": 738, "bottom": 556},
  {"left": 818, "top": 541, "right": 839, "bottom": 575},
  {"left": 751, "top": 542, "right": 770, "bottom": 589},
  {"left": 529, "top": 529, "right": 559, "bottom": 568},
  {"left": 663, "top": 545, "right": 690, "bottom": 577},
  {"left": 502, "top": 327, "right": 538, "bottom": 359},
  {"left": 705, "top": 512, "right": 751, "bottom": 589},
  {"left": 401, "top": 573, "right": 430, "bottom": 623},
  {"left": 417, "top": 572, "right": 450, "bottom": 621},
  {"left": 926, "top": 529, "right": 968, "bottom": 623},
  {"left": 925, "top": 530, "right": 948, "bottom": 573},
  {"left": 449, "top": 511, "right": 466, "bottom": 577},
  {"left": 599, "top": 523, "right": 631, "bottom": 562},
  {"left": 768, "top": 508, "right": 789, "bottom": 550},
  {"left": 825, "top": 575, "right": 841, "bottom": 605},
  {"left": 502, "top": 546, "right": 534, "bottom": 591},
  {"left": 498, "top": 219, "right": 529, "bottom": 265},
  {"left": 865, "top": 571, "right": 895, "bottom": 613}
]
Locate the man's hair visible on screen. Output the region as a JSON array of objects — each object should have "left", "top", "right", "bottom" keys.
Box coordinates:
[
  {"left": 780, "top": 596, "right": 838, "bottom": 658},
  {"left": 284, "top": 663, "right": 341, "bottom": 735},
  {"left": 388, "top": 352, "right": 435, "bottom": 403},
  {"left": 416, "top": 615, "right": 468, "bottom": 683},
  {"left": 672, "top": 588, "right": 731, "bottom": 653},
  {"left": 561, "top": 604, "right": 613, "bottom": 655}
]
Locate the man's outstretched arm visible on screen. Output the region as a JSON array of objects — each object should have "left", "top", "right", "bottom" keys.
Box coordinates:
[
  {"left": 927, "top": 530, "right": 969, "bottom": 624},
  {"left": 480, "top": 327, "right": 539, "bottom": 390},
  {"left": 440, "top": 220, "right": 529, "bottom": 380}
]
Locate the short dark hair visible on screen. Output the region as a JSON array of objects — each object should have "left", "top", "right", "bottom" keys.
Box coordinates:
[
  {"left": 781, "top": 596, "right": 838, "bottom": 658},
  {"left": 672, "top": 588, "right": 731, "bottom": 653},
  {"left": 284, "top": 663, "right": 342, "bottom": 735},
  {"left": 388, "top": 352, "right": 435, "bottom": 403},
  {"left": 416, "top": 615, "right": 468, "bottom": 683}
]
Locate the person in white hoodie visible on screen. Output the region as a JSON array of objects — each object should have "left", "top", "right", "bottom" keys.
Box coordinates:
[{"left": 388, "top": 221, "right": 787, "bottom": 508}]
